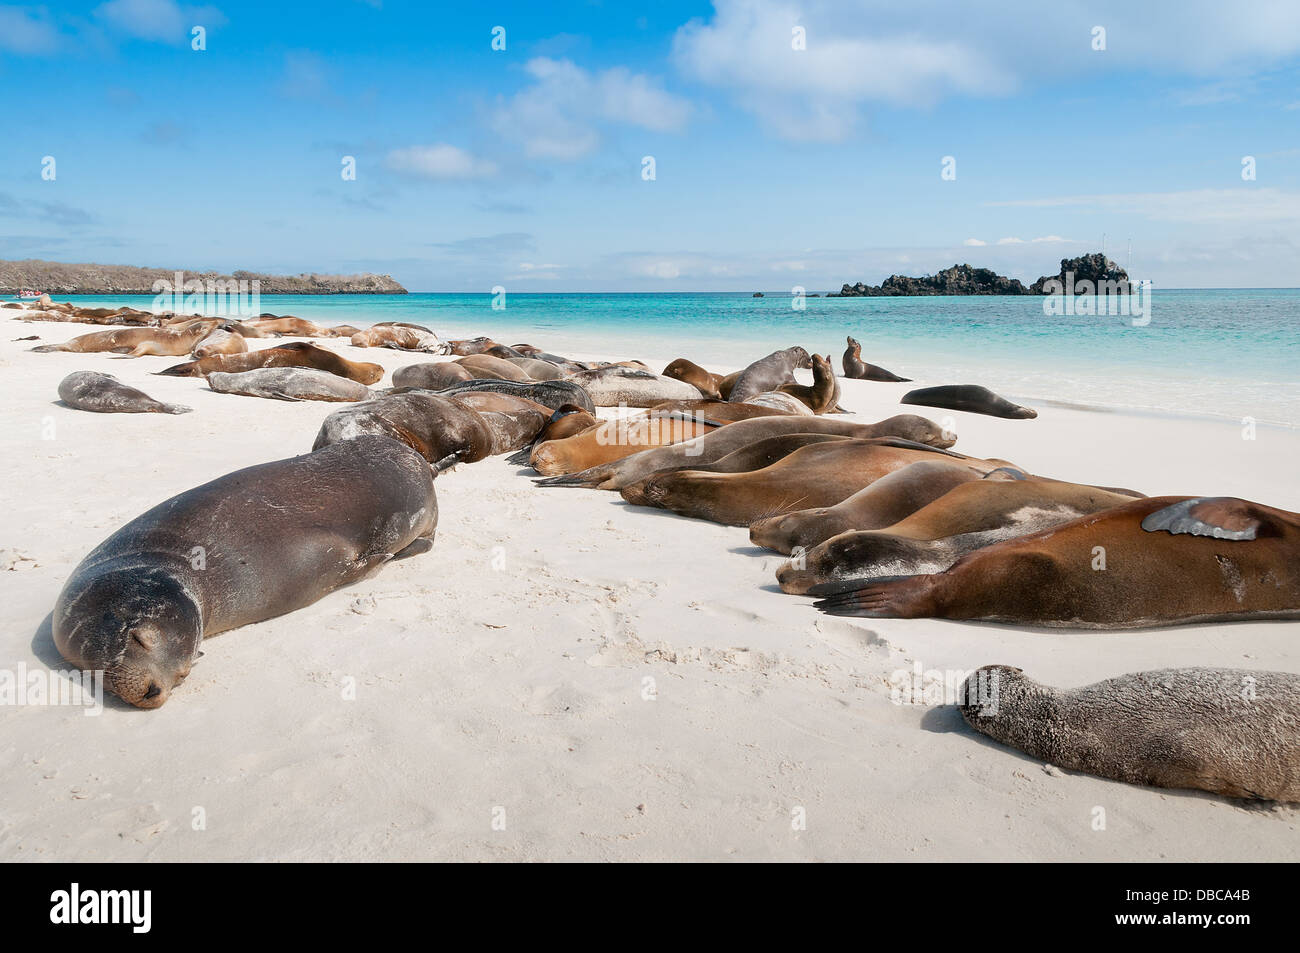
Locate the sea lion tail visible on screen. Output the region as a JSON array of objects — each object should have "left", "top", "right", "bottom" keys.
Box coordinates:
[
  {"left": 429, "top": 451, "right": 461, "bottom": 477},
  {"left": 505, "top": 445, "right": 535, "bottom": 466},
  {"left": 30, "top": 344, "right": 64, "bottom": 352},
  {"left": 809, "top": 575, "right": 922, "bottom": 618},
  {"left": 160, "top": 403, "right": 194, "bottom": 415}
]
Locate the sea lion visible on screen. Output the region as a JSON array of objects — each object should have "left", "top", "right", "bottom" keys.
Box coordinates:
[
  {"left": 51, "top": 435, "right": 441, "bottom": 708},
  {"left": 648, "top": 399, "right": 790, "bottom": 422},
  {"left": 508, "top": 357, "right": 564, "bottom": 381},
  {"left": 32, "top": 321, "right": 221, "bottom": 357},
  {"left": 434, "top": 379, "right": 597, "bottom": 415},
  {"left": 528, "top": 412, "right": 724, "bottom": 476},
  {"left": 446, "top": 337, "right": 499, "bottom": 356},
  {"left": 902, "top": 384, "right": 1037, "bottom": 420},
  {"left": 456, "top": 354, "right": 533, "bottom": 381},
  {"left": 777, "top": 353, "right": 842, "bottom": 413},
  {"left": 662, "top": 358, "right": 724, "bottom": 399},
  {"left": 676, "top": 433, "right": 853, "bottom": 474},
  {"left": 813, "top": 495, "right": 1300, "bottom": 627},
  {"left": 313, "top": 391, "right": 546, "bottom": 463},
  {"left": 536, "top": 413, "right": 955, "bottom": 490},
  {"left": 351, "top": 323, "right": 444, "bottom": 352},
  {"left": 750, "top": 460, "right": 986, "bottom": 554},
  {"left": 393, "top": 362, "right": 474, "bottom": 390},
  {"left": 503, "top": 405, "right": 601, "bottom": 466},
  {"left": 564, "top": 366, "right": 703, "bottom": 407},
  {"left": 744, "top": 391, "right": 814, "bottom": 415},
  {"left": 486, "top": 344, "right": 529, "bottom": 361},
  {"left": 242, "top": 316, "right": 334, "bottom": 337},
  {"left": 57, "top": 371, "right": 192, "bottom": 415},
  {"left": 959, "top": 665, "right": 1300, "bottom": 801},
  {"left": 326, "top": 324, "right": 365, "bottom": 338},
  {"left": 159, "top": 342, "right": 385, "bottom": 385},
  {"left": 192, "top": 327, "right": 248, "bottom": 358},
  {"left": 513, "top": 344, "right": 579, "bottom": 366},
  {"left": 716, "top": 370, "right": 740, "bottom": 400},
  {"left": 777, "top": 477, "right": 1140, "bottom": 594},
  {"left": 620, "top": 440, "right": 1001, "bottom": 527},
  {"left": 842, "top": 336, "right": 910, "bottom": 382},
  {"left": 728, "top": 346, "right": 812, "bottom": 403},
  {"left": 207, "top": 368, "right": 372, "bottom": 402}
]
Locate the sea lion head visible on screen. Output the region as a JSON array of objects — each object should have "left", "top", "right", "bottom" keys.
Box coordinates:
[
  {"left": 789, "top": 346, "right": 813, "bottom": 369},
  {"left": 876, "top": 414, "right": 957, "bottom": 449},
  {"left": 55, "top": 566, "right": 203, "bottom": 709},
  {"left": 537, "top": 404, "right": 597, "bottom": 444},
  {"left": 846, "top": 336, "right": 860, "bottom": 351},
  {"left": 958, "top": 665, "right": 1056, "bottom": 746}
]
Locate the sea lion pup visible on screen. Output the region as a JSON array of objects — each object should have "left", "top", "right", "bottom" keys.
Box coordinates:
[
  {"left": 528, "top": 412, "right": 725, "bottom": 476},
  {"left": 241, "top": 316, "right": 334, "bottom": 337},
  {"left": 57, "top": 371, "right": 192, "bottom": 415},
  {"left": 777, "top": 354, "right": 843, "bottom": 413},
  {"left": 728, "top": 346, "right": 813, "bottom": 402},
  {"left": 393, "top": 361, "right": 474, "bottom": 390},
  {"left": 536, "top": 413, "right": 954, "bottom": 490},
  {"left": 563, "top": 366, "right": 703, "bottom": 407},
  {"left": 434, "top": 378, "right": 597, "bottom": 415},
  {"left": 813, "top": 495, "right": 1300, "bottom": 628},
  {"left": 902, "top": 383, "right": 1037, "bottom": 420},
  {"left": 456, "top": 354, "right": 533, "bottom": 381},
  {"left": 504, "top": 405, "right": 600, "bottom": 466},
  {"left": 192, "top": 327, "right": 248, "bottom": 358},
  {"left": 777, "top": 478, "right": 1140, "bottom": 594},
  {"left": 208, "top": 368, "right": 372, "bottom": 402},
  {"left": 350, "top": 323, "right": 445, "bottom": 352},
  {"left": 842, "top": 336, "right": 911, "bottom": 382},
  {"left": 313, "top": 391, "right": 545, "bottom": 463},
  {"left": 446, "top": 336, "right": 499, "bottom": 356},
  {"left": 648, "top": 398, "right": 791, "bottom": 422},
  {"left": 52, "top": 435, "right": 441, "bottom": 709},
  {"left": 32, "top": 320, "right": 221, "bottom": 357},
  {"left": 750, "top": 460, "right": 987, "bottom": 554},
  {"left": 620, "top": 439, "right": 999, "bottom": 527},
  {"left": 159, "top": 342, "right": 385, "bottom": 385},
  {"left": 959, "top": 665, "right": 1300, "bottom": 802},
  {"left": 662, "top": 358, "right": 725, "bottom": 399},
  {"left": 508, "top": 357, "right": 564, "bottom": 380}
]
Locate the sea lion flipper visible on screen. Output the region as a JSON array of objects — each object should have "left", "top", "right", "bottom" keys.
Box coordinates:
[
  {"left": 809, "top": 574, "right": 927, "bottom": 617},
  {"left": 1141, "top": 497, "right": 1262, "bottom": 541},
  {"left": 391, "top": 538, "right": 434, "bottom": 560}
]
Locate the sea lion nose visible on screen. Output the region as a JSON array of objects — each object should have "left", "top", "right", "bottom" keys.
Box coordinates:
[{"left": 144, "top": 683, "right": 161, "bottom": 700}]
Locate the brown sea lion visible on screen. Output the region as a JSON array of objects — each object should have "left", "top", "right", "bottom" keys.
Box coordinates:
[
  {"left": 777, "top": 353, "right": 843, "bottom": 413},
  {"left": 728, "top": 346, "right": 812, "bottom": 402},
  {"left": 508, "top": 357, "right": 564, "bottom": 380},
  {"left": 503, "top": 405, "right": 601, "bottom": 466},
  {"left": 446, "top": 337, "right": 499, "bottom": 356},
  {"left": 57, "top": 371, "right": 192, "bottom": 415},
  {"left": 192, "top": 327, "right": 248, "bottom": 358},
  {"left": 456, "top": 354, "right": 533, "bottom": 381},
  {"left": 350, "top": 323, "right": 444, "bottom": 352},
  {"left": 842, "top": 336, "right": 911, "bottom": 382},
  {"left": 486, "top": 344, "right": 529, "bottom": 361},
  {"left": 207, "top": 368, "right": 372, "bottom": 402},
  {"left": 777, "top": 477, "right": 1141, "bottom": 594},
  {"left": 716, "top": 370, "right": 740, "bottom": 400},
  {"left": 393, "top": 362, "right": 474, "bottom": 390},
  {"left": 813, "top": 496, "right": 1300, "bottom": 628},
  {"left": 313, "top": 391, "right": 546, "bottom": 463},
  {"left": 960, "top": 665, "right": 1300, "bottom": 801},
  {"left": 51, "top": 435, "right": 441, "bottom": 708},
  {"left": 535, "top": 413, "right": 956, "bottom": 489},
  {"left": 32, "top": 320, "right": 221, "bottom": 357},
  {"left": 242, "top": 316, "right": 334, "bottom": 337},
  {"left": 648, "top": 398, "right": 791, "bottom": 422},
  {"left": 901, "top": 384, "right": 1037, "bottom": 420},
  {"left": 326, "top": 324, "right": 365, "bottom": 338},
  {"left": 750, "top": 460, "right": 987, "bottom": 554},
  {"left": 620, "top": 440, "right": 1002, "bottom": 527},
  {"left": 158, "top": 342, "right": 384, "bottom": 385},
  {"left": 662, "top": 358, "right": 724, "bottom": 399},
  {"left": 528, "top": 412, "right": 724, "bottom": 475}
]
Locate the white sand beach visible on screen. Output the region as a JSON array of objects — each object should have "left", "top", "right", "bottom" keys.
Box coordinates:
[{"left": 1, "top": 312, "right": 1297, "bottom": 862}]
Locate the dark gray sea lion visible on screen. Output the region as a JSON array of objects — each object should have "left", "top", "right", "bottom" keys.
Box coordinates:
[
  {"left": 901, "top": 384, "right": 1037, "bottom": 419},
  {"left": 57, "top": 371, "right": 192, "bottom": 415},
  {"left": 434, "top": 378, "right": 596, "bottom": 415},
  {"left": 565, "top": 366, "right": 703, "bottom": 407},
  {"left": 51, "top": 435, "right": 441, "bottom": 708},
  {"left": 536, "top": 413, "right": 955, "bottom": 490},
  {"left": 750, "top": 460, "right": 985, "bottom": 554},
  {"left": 159, "top": 342, "right": 385, "bottom": 385},
  {"left": 208, "top": 368, "right": 372, "bottom": 402},
  {"left": 777, "top": 478, "right": 1140, "bottom": 594},
  {"left": 446, "top": 337, "right": 498, "bottom": 356},
  {"left": 619, "top": 439, "right": 1002, "bottom": 527},
  {"left": 513, "top": 344, "right": 578, "bottom": 366},
  {"left": 662, "top": 358, "right": 724, "bottom": 399},
  {"left": 647, "top": 398, "right": 791, "bottom": 422},
  {"left": 313, "top": 391, "right": 545, "bottom": 463},
  {"left": 393, "top": 362, "right": 474, "bottom": 390},
  {"left": 813, "top": 496, "right": 1300, "bottom": 627},
  {"left": 960, "top": 665, "right": 1300, "bottom": 801},
  {"left": 728, "top": 346, "right": 812, "bottom": 402},
  {"left": 842, "top": 336, "right": 911, "bottom": 382}
]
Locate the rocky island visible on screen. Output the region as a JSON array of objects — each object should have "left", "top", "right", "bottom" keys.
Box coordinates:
[
  {"left": 0, "top": 259, "right": 407, "bottom": 295},
  {"left": 832, "top": 253, "right": 1130, "bottom": 296}
]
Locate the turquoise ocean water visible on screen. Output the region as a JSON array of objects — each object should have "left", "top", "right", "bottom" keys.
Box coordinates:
[{"left": 43, "top": 289, "right": 1300, "bottom": 427}]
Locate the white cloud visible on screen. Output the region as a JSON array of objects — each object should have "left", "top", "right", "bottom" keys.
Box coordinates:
[
  {"left": 962, "top": 238, "right": 987, "bottom": 246},
  {"left": 672, "top": 0, "right": 1300, "bottom": 140},
  {"left": 988, "top": 188, "right": 1300, "bottom": 225},
  {"left": 95, "top": 0, "right": 224, "bottom": 43},
  {"left": 1031, "top": 235, "right": 1070, "bottom": 243},
  {"left": 493, "top": 57, "right": 692, "bottom": 160},
  {"left": 385, "top": 144, "right": 499, "bottom": 181},
  {"left": 995, "top": 237, "right": 1024, "bottom": 245},
  {"left": 0, "top": 7, "right": 61, "bottom": 53}
]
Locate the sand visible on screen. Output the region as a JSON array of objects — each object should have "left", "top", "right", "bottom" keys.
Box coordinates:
[{"left": 1, "top": 311, "right": 1297, "bottom": 861}]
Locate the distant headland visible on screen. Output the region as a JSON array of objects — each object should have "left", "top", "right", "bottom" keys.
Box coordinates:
[
  {"left": 831, "top": 252, "right": 1131, "bottom": 296},
  {"left": 0, "top": 259, "right": 407, "bottom": 295}
]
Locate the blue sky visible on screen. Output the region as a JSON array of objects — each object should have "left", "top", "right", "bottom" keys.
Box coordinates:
[{"left": 2, "top": 0, "right": 1298, "bottom": 290}]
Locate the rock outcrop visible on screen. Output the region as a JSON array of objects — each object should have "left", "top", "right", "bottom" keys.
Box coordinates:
[{"left": 832, "top": 252, "right": 1131, "bottom": 297}]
